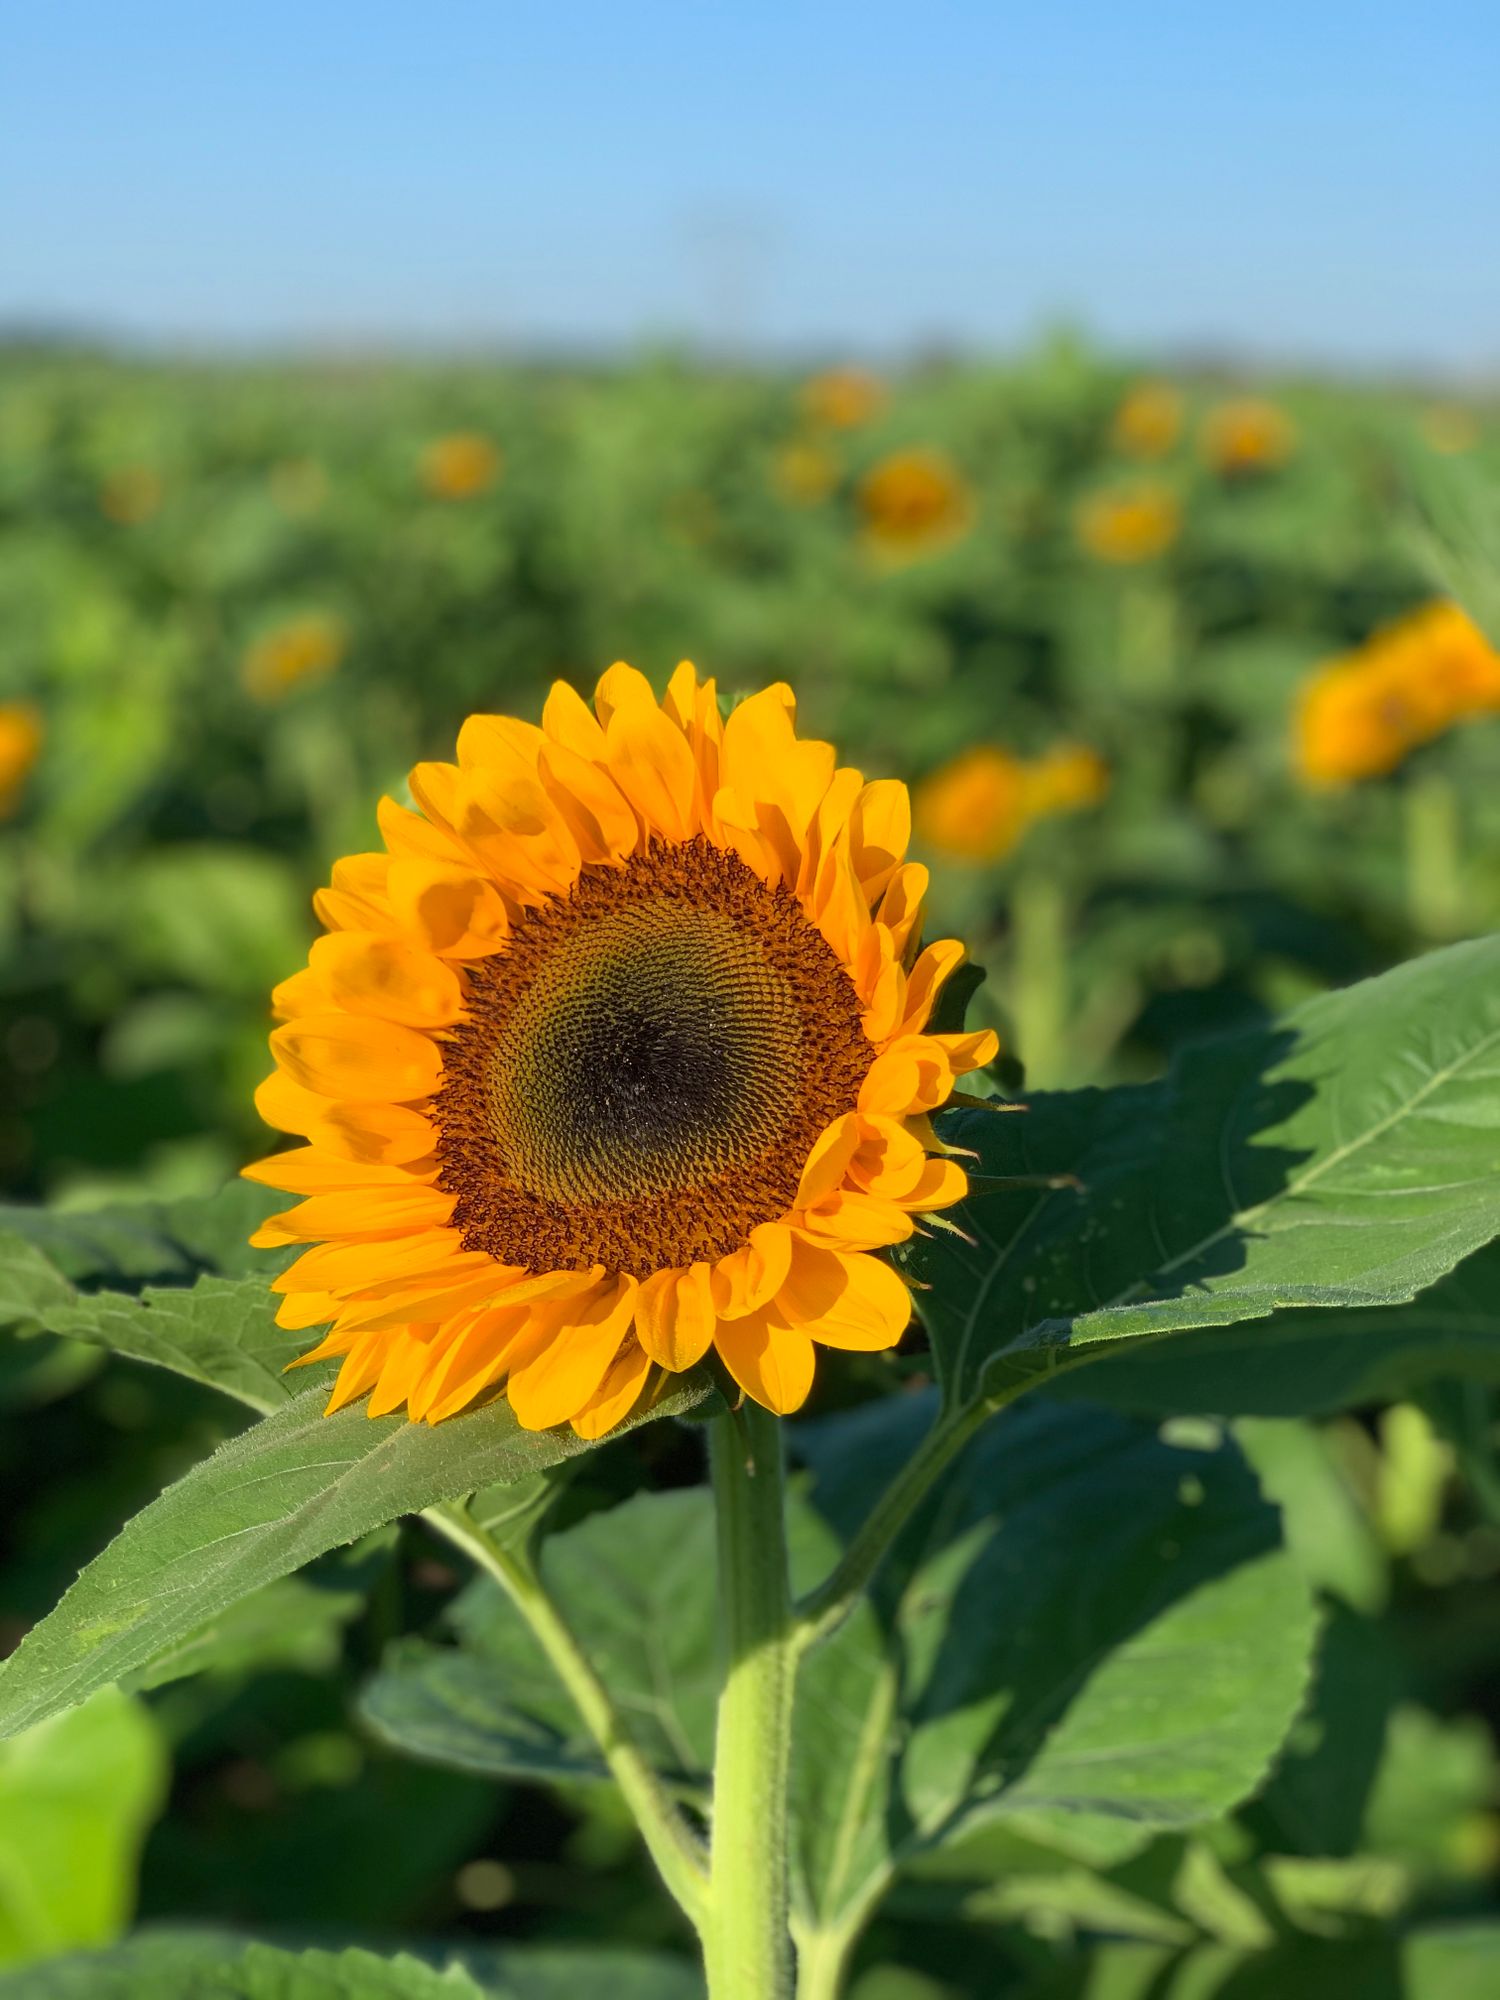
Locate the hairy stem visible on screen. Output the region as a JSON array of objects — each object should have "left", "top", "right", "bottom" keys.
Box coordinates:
[
  {"left": 705, "top": 1402, "right": 796, "bottom": 2000},
  {"left": 426, "top": 1499, "right": 709, "bottom": 1928}
]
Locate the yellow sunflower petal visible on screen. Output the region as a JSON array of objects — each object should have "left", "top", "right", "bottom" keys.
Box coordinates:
[
  {"left": 847, "top": 779, "right": 911, "bottom": 903},
  {"left": 593, "top": 661, "right": 660, "bottom": 727},
  {"left": 775, "top": 1244, "right": 912, "bottom": 1351},
  {"left": 713, "top": 1311, "right": 816, "bottom": 1415},
  {"left": 387, "top": 858, "right": 510, "bottom": 959},
  {"left": 271, "top": 967, "right": 331, "bottom": 1023},
  {"left": 312, "top": 1100, "right": 439, "bottom": 1165},
  {"left": 542, "top": 678, "right": 609, "bottom": 760},
  {"left": 249, "top": 1182, "right": 455, "bottom": 1248},
  {"left": 796, "top": 1191, "right": 914, "bottom": 1251},
  {"left": 900, "top": 939, "right": 966, "bottom": 1034},
  {"left": 325, "top": 1335, "right": 388, "bottom": 1414},
  {"left": 570, "top": 1341, "right": 654, "bottom": 1439},
  {"left": 274, "top": 1290, "right": 341, "bottom": 1331},
  {"left": 796, "top": 1113, "right": 863, "bottom": 1208},
  {"left": 271, "top": 1013, "right": 444, "bottom": 1103},
  {"left": 506, "top": 1275, "right": 639, "bottom": 1430},
  {"left": 634, "top": 1263, "right": 717, "bottom": 1372},
  {"left": 310, "top": 932, "right": 465, "bottom": 1027},
  {"left": 604, "top": 700, "right": 700, "bottom": 842}
]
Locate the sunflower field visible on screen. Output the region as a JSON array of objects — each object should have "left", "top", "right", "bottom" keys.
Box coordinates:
[{"left": 3, "top": 340, "right": 1500, "bottom": 2000}]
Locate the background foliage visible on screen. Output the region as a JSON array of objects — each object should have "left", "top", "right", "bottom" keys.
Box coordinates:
[{"left": 2, "top": 339, "right": 1500, "bottom": 1998}]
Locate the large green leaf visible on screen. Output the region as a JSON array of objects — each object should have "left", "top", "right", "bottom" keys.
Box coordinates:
[
  {"left": 0, "top": 1691, "right": 167, "bottom": 1972},
  {"left": 0, "top": 1379, "right": 704, "bottom": 1743},
  {"left": 1020, "top": 1923, "right": 1500, "bottom": 2000},
  {"left": 0, "top": 1184, "right": 301, "bottom": 1414},
  {"left": 0, "top": 1935, "right": 703, "bottom": 1999},
  {"left": 790, "top": 1394, "right": 1319, "bottom": 1943},
  {"left": 361, "top": 1487, "right": 721, "bottom": 1792},
  {"left": 914, "top": 936, "right": 1500, "bottom": 1414},
  {"left": 1045, "top": 1241, "right": 1500, "bottom": 1419}
]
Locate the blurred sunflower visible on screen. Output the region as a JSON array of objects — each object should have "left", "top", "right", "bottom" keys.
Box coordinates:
[
  {"left": 801, "top": 367, "right": 887, "bottom": 432},
  {"left": 1110, "top": 382, "right": 1182, "bottom": 460},
  {"left": 99, "top": 465, "right": 163, "bottom": 525},
  {"left": 1199, "top": 398, "right": 1296, "bottom": 476},
  {"left": 914, "top": 741, "right": 1109, "bottom": 864},
  {"left": 1294, "top": 602, "right": 1500, "bottom": 788},
  {"left": 772, "top": 440, "right": 841, "bottom": 507},
  {"left": 1075, "top": 483, "right": 1181, "bottom": 564},
  {"left": 248, "top": 666, "right": 996, "bottom": 1433},
  {"left": 421, "top": 432, "right": 503, "bottom": 501},
  {"left": 1420, "top": 406, "right": 1481, "bottom": 457},
  {"left": 858, "top": 449, "right": 974, "bottom": 564},
  {"left": 0, "top": 705, "right": 43, "bottom": 819},
  {"left": 242, "top": 614, "right": 347, "bottom": 702}
]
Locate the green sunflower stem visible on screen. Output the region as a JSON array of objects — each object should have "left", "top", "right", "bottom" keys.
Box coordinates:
[
  {"left": 705, "top": 1401, "right": 796, "bottom": 2000},
  {"left": 1403, "top": 769, "right": 1467, "bottom": 941},
  {"left": 426, "top": 1500, "right": 709, "bottom": 1929}
]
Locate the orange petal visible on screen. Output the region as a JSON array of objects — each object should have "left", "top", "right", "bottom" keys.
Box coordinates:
[
  {"left": 543, "top": 678, "right": 609, "bottom": 760},
  {"left": 249, "top": 1182, "right": 455, "bottom": 1248},
  {"left": 900, "top": 939, "right": 966, "bottom": 1034},
  {"left": 604, "top": 701, "right": 700, "bottom": 841},
  {"left": 775, "top": 1244, "right": 912, "bottom": 1351},
  {"left": 714, "top": 1311, "right": 816, "bottom": 1415},
  {"left": 634, "top": 1263, "right": 717, "bottom": 1372},
  {"left": 506, "top": 1276, "right": 639, "bottom": 1430},
  {"left": 271, "top": 1013, "right": 443, "bottom": 1103},
  {"left": 271, "top": 967, "right": 331, "bottom": 1023},
  {"left": 877, "top": 862, "right": 929, "bottom": 961},
  {"left": 796, "top": 1114, "right": 863, "bottom": 1208},
  {"left": 312, "top": 1100, "right": 439, "bottom": 1165},
  {"left": 387, "top": 857, "right": 510, "bottom": 959},
  {"left": 713, "top": 1222, "right": 795, "bottom": 1319},
  {"left": 570, "top": 1341, "right": 654, "bottom": 1439},
  {"left": 796, "top": 1190, "right": 915, "bottom": 1251},
  {"left": 310, "top": 932, "right": 465, "bottom": 1027},
  {"left": 848, "top": 779, "right": 911, "bottom": 904},
  {"left": 593, "top": 661, "right": 660, "bottom": 727}
]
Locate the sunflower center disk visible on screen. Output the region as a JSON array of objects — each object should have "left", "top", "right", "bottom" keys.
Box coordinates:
[{"left": 435, "top": 838, "right": 876, "bottom": 1277}]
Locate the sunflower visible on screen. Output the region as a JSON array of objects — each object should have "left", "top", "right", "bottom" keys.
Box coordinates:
[
  {"left": 801, "top": 368, "right": 887, "bottom": 432},
  {"left": 242, "top": 614, "right": 347, "bottom": 702},
  {"left": 421, "top": 432, "right": 503, "bottom": 500},
  {"left": 0, "top": 704, "right": 43, "bottom": 820},
  {"left": 1198, "top": 398, "right": 1296, "bottom": 477},
  {"left": 915, "top": 742, "right": 1109, "bottom": 863},
  {"left": 1075, "top": 483, "right": 1181, "bottom": 564},
  {"left": 1110, "top": 382, "right": 1182, "bottom": 460},
  {"left": 246, "top": 666, "right": 997, "bottom": 1436},
  {"left": 857, "top": 449, "right": 974, "bottom": 564}
]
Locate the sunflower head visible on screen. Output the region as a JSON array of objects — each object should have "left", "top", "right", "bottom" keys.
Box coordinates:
[
  {"left": 0, "top": 704, "right": 43, "bottom": 820},
  {"left": 421, "top": 432, "right": 503, "bottom": 501},
  {"left": 248, "top": 666, "right": 997, "bottom": 1438},
  {"left": 1294, "top": 602, "right": 1500, "bottom": 789},
  {"left": 1075, "top": 483, "right": 1181, "bottom": 565},
  {"left": 1110, "top": 382, "right": 1183, "bottom": 460},
  {"left": 1199, "top": 398, "right": 1296, "bottom": 477},
  {"left": 914, "top": 746, "right": 1031, "bottom": 863},
  {"left": 800, "top": 368, "right": 887, "bottom": 433},
  {"left": 242, "top": 614, "right": 347, "bottom": 702},
  {"left": 857, "top": 449, "right": 975, "bottom": 564}
]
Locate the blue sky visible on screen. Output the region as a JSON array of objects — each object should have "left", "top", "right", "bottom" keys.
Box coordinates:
[{"left": 3, "top": 2, "right": 1497, "bottom": 371}]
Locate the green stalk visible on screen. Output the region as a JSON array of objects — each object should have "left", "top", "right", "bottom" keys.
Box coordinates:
[
  {"left": 704, "top": 1402, "right": 796, "bottom": 2000},
  {"left": 1010, "top": 867, "right": 1070, "bottom": 1091},
  {"left": 427, "top": 1500, "right": 708, "bottom": 1928},
  {"left": 1403, "top": 769, "right": 1466, "bottom": 940}
]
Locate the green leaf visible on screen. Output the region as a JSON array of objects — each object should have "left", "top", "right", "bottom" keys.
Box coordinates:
[
  {"left": 361, "top": 1487, "right": 720, "bottom": 1792},
  {"left": 0, "top": 1690, "right": 167, "bottom": 1972},
  {"left": 0, "top": 1378, "right": 705, "bottom": 1743},
  {"left": 791, "top": 1394, "right": 1319, "bottom": 1939},
  {"left": 0, "top": 1934, "right": 704, "bottom": 1999},
  {"left": 1044, "top": 1242, "right": 1500, "bottom": 1418},
  {"left": 0, "top": 1184, "right": 302, "bottom": 1415},
  {"left": 915, "top": 936, "right": 1500, "bottom": 1415},
  {"left": 1019, "top": 1923, "right": 1500, "bottom": 2000}
]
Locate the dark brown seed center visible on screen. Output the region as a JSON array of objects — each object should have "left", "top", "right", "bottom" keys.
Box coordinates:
[{"left": 434, "top": 838, "right": 874, "bottom": 1277}]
